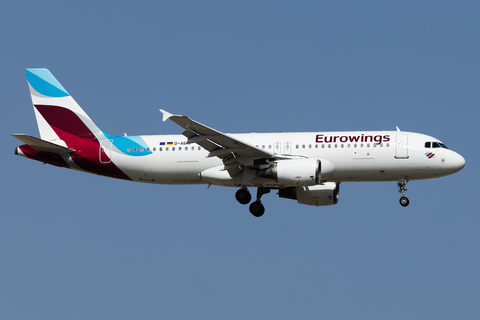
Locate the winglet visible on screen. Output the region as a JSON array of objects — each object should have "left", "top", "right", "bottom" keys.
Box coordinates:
[{"left": 159, "top": 109, "right": 174, "bottom": 122}]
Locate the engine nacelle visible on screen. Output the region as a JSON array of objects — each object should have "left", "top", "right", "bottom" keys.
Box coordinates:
[
  {"left": 258, "top": 158, "right": 335, "bottom": 187},
  {"left": 279, "top": 182, "right": 340, "bottom": 206}
]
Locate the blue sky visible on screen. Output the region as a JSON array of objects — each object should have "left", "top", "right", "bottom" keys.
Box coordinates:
[{"left": 2, "top": 1, "right": 479, "bottom": 319}]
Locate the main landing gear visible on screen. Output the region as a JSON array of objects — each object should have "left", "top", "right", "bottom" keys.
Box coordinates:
[
  {"left": 235, "top": 187, "right": 251, "bottom": 205},
  {"left": 397, "top": 179, "right": 410, "bottom": 207},
  {"left": 235, "top": 186, "right": 270, "bottom": 217}
]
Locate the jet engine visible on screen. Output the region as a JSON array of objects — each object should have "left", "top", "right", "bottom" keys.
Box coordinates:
[
  {"left": 258, "top": 158, "right": 335, "bottom": 187},
  {"left": 278, "top": 182, "right": 340, "bottom": 206}
]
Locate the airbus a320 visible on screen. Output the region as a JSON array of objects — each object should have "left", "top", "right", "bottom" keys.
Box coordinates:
[{"left": 13, "top": 69, "right": 466, "bottom": 217}]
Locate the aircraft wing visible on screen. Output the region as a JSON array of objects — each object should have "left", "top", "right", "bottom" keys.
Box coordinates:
[{"left": 160, "top": 109, "right": 274, "bottom": 175}]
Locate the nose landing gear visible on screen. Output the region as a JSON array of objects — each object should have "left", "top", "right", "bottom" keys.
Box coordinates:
[{"left": 397, "top": 179, "right": 410, "bottom": 207}]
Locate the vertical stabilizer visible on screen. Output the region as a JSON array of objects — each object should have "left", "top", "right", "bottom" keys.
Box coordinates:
[
  {"left": 25, "top": 68, "right": 106, "bottom": 144},
  {"left": 18, "top": 69, "right": 130, "bottom": 180}
]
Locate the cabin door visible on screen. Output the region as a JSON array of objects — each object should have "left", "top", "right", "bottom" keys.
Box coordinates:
[
  {"left": 395, "top": 135, "right": 409, "bottom": 159},
  {"left": 99, "top": 139, "right": 112, "bottom": 163}
]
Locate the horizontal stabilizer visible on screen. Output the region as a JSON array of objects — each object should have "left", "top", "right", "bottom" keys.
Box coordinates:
[{"left": 12, "top": 134, "right": 75, "bottom": 153}]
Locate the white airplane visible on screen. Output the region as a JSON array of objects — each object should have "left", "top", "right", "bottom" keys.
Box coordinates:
[{"left": 13, "top": 69, "right": 465, "bottom": 217}]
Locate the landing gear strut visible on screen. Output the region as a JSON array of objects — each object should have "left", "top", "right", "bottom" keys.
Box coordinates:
[
  {"left": 397, "top": 179, "right": 410, "bottom": 207},
  {"left": 249, "top": 187, "right": 270, "bottom": 217}
]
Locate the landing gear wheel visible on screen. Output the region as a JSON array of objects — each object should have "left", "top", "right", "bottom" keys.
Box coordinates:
[
  {"left": 235, "top": 188, "right": 251, "bottom": 205},
  {"left": 399, "top": 196, "right": 410, "bottom": 207},
  {"left": 249, "top": 201, "right": 265, "bottom": 217},
  {"left": 397, "top": 179, "right": 410, "bottom": 207}
]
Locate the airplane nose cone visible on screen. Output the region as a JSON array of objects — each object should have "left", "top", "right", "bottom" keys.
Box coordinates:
[{"left": 452, "top": 153, "right": 465, "bottom": 173}]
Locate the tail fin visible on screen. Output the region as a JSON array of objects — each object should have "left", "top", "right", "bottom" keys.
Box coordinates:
[
  {"left": 15, "top": 69, "right": 131, "bottom": 180},
  {"left": 25, "top": 68, "right": 106, "bottom": 144}
]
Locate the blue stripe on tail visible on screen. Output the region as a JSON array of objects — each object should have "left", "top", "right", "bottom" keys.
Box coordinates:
[{"left": 25, "top": 68, "right": 70, "bottom": 97}]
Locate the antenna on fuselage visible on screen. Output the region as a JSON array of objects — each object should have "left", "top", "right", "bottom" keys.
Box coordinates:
[{"left": 396, "top": 126, "right": 401, "bottom": 131}]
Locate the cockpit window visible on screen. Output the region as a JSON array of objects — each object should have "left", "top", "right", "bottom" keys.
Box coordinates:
[
  {"left": 432, "top": 142, "right": 448, "bottom": 149},
  {"left": 425, "top": 142, "right": 431, "bottom": 148}
]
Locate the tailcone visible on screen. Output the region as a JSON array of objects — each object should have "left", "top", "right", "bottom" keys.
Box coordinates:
[{"left": 15, "top": 146, "right": 27, "bottom": 158}]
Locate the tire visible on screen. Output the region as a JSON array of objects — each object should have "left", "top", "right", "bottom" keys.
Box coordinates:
[
  {"left": 399, "top": 196, "right": 410, "bottom": 207},
  {"left": 249, "top": 201, "right": 265, "bottom": 217},
  {"left": 235, "top": 189, "right": 251, "bottom": 205}
]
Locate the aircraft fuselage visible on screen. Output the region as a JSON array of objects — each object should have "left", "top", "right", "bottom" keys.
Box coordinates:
[{"left": 17, "top": 130, "right": 465, "bottom": 186}]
